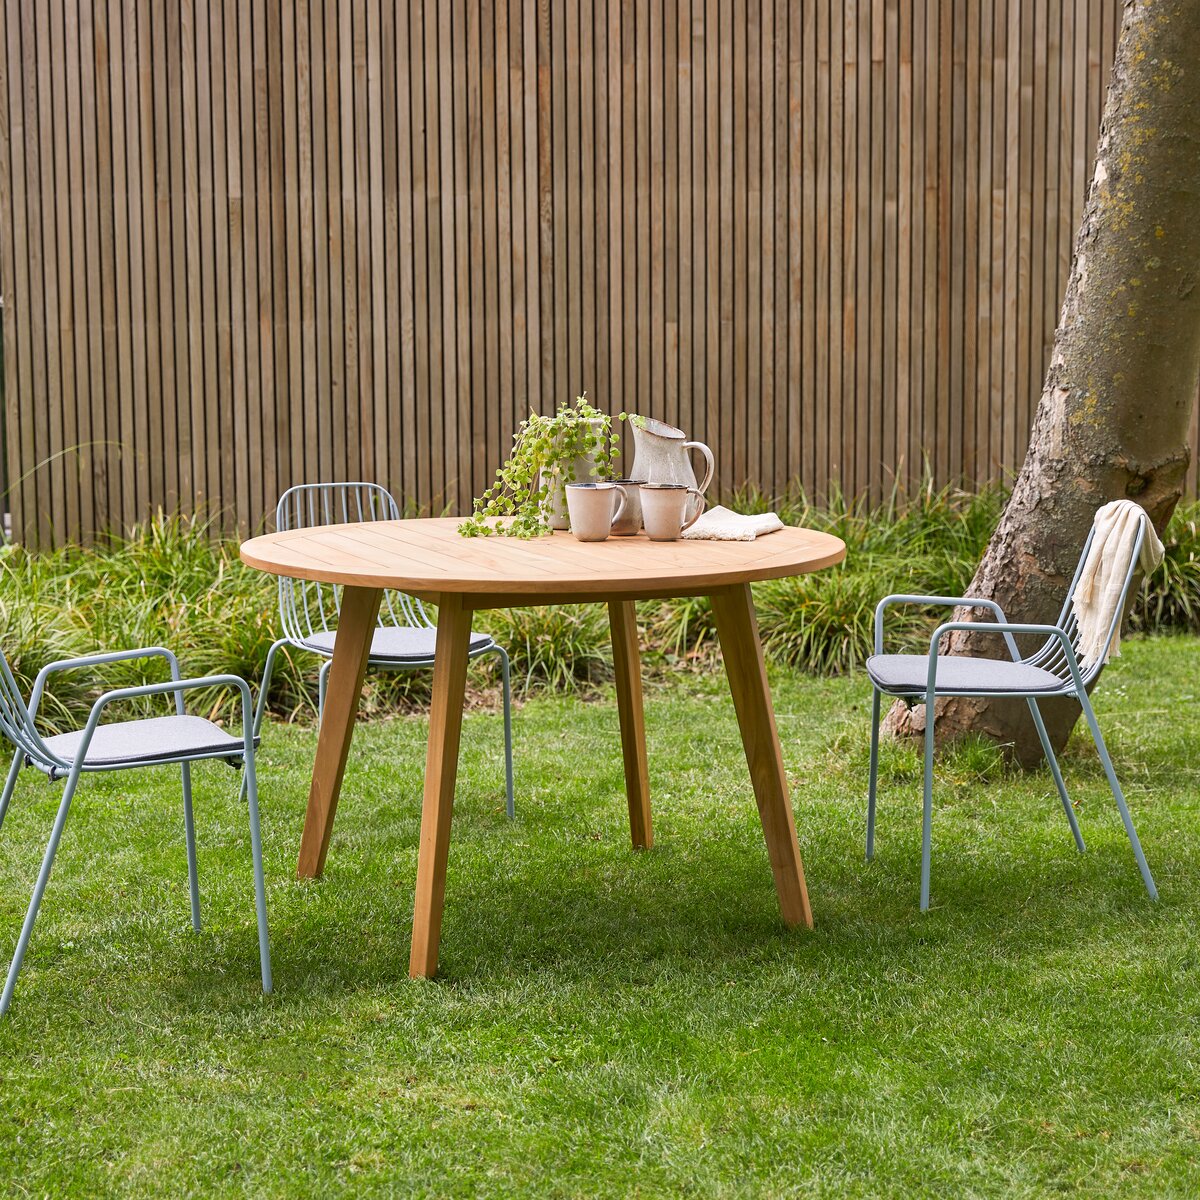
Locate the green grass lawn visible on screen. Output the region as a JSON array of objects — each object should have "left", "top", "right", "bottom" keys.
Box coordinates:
[{"left": 0, "top": 635, "right": 1197, "bottom": 1197}]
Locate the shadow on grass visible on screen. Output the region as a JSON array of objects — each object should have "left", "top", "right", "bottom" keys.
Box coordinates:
[{"left": 204, "top": 801, "right": 1171, "bottom": 1011}]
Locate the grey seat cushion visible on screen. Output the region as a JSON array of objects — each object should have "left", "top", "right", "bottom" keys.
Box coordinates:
[
  {"left": 866, "top": 653, "right": 1067, "bottom": 695},
  {"left": 301, "top": 625, "right": 495, "bottom": 662},
  {"left": 44, "top": 715, "right": 247, "bottom": 767}
]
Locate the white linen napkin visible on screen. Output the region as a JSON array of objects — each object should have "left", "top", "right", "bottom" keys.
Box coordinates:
[
  {"left": 680, "top": 505, "right": 785, "bottom": 541},
  {"left": 1072, "top": 499, "right": 1164, "bottom": 668}
]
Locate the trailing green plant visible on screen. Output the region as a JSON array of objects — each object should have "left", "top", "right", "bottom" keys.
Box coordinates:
[{"left": 458, "top": 394, "right": 620, "bottom": 537}]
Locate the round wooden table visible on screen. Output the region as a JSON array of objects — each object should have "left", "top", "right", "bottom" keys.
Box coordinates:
[{"left": 241, "top": 517, "right": 846, "bottom": 978}]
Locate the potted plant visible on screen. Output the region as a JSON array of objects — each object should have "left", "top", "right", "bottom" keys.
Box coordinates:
[{"left": 458, "top": 394, "right": 619, "bottom": 538}]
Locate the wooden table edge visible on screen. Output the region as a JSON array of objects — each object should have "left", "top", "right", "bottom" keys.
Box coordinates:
[{"left": 238, "top": 539, "right": 848, "bottom": 598}]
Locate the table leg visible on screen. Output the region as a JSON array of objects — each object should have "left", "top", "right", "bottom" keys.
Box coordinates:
[
  {"left": 609, "top": 600, "right": 653, "bottom": 849},
  {"left": 409, "top": 592, "right": 473, "bottom": 979},
  {"left": 297, "top": 585, "right": 382, "bottom": 879},
  {"left": 710, "top": 583, "right": 813, "bottom": 928}
]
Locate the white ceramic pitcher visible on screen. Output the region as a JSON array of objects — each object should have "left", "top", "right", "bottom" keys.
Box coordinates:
[{"left": 625, "top": 416, "right": 715, "bottom": 524}]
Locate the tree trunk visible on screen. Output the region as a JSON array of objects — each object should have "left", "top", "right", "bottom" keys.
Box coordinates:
[{"left": 884, "top": 0, "right": 1200, "bottom": 765}]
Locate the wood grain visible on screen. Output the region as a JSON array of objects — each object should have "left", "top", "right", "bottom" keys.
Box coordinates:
[
  {"left": 5, "top": 1, "right": 1186, "bottom": 550},
  {"left": 295, "top": 583, "right": 382, "bottom": 878},
  {"left": 408, "top": 590, "right": 473, "bottom": 979},
  {"left": 241, "top": 516, "right": 847, "bottom": 594},
  {"left": 710, "top": 582, "right": 812, "bottom": 928},
  {"left": 609, "top": 598, "right": 652, "bottom": 849}
]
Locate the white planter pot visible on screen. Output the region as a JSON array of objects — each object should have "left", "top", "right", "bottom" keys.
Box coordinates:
[
  {"left": 538, "top": 417, "right": 607, "bottom": 530},
  {"left": 539, "top": 453, "right": 600, "bottom": 529}
]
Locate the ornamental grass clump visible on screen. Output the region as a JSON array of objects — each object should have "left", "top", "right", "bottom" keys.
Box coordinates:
[
  {"left": 1130, "top": 499, "right": 1200, "bottom": 634},
  {"left": 710, "top": 476, "right": 1003, "bottom": 675},
  {"left": 457, "top": 394, "right": 619, "bottom": 538},
  {"left": 5, "top": 481, "right": 1200, "bottom": 727},
  {"left": 476, "top": 603, "right": 611, "bottom": 693}
]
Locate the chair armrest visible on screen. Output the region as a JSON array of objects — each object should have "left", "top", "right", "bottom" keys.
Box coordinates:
[
  {"left": 873, "top": 594, "right": 1009, "bottom": 655},
  {"left": 30, "top": 647, "right": 183, "bottom": 720},
  {"left": 923, "top": 621, "right": 1082, "bottom": 699}
]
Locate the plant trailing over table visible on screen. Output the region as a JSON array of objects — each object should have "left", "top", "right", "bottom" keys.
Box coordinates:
[{"left": 458, "top": 393, "right": 619, "bottom": 537}]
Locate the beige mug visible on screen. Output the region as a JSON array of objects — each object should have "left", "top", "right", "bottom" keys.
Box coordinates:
[
  {"left": 566, "top": 481, "right": 629, "bottom": 542},
  {"left": 609, "top": 479, "right": 643, "bottom": 535},
  {"left": 640, "top": 482, "right": 705, "bottom": 541}
]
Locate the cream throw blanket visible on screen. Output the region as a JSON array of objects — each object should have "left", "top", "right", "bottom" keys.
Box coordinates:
[{"left": 1071, "top": 500, "right": 1164, "bottom": 669}]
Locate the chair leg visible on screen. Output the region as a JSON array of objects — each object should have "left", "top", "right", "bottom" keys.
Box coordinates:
[
  {"left": 254, "top": 640, "right": 285, "bottom": 740},
  {"left": 1078, "top": 692, "right": 1158, "bottom": 901},
  {"left": 242, "top": 751, "right": 273, "bottom": 994},
  {"left": 494, "top": 646, "right": 515, "bottom": 819},
  {"left": 920, "top": 699, "right": 935, "bottom": 912},
  {"left": 317, "top": 659, "right": 332, "bottom": 729},
  {"left": 241, "top": 639, "right": 286, "bottom": 805},
  {"left": 1, "top": 764, "right": 83, "bottom": 1016},
  {"left": 866, "top": 689, "right": 881, "bottom": 860},
  {"left": 181, "top": 764, "right": 201, "bottom": 932},
  {"left": 1027, "top": 698, "right": 1085, "bottom": 852},
  {"left": 0, "top": 749, "right": 21, "bottom": 836}
]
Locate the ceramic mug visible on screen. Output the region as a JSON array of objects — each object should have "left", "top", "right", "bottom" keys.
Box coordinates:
[
  {"left": 609, "top": 479, "right": 643, "bottom": 535},
  {"left": 565, "top": 481, "right": 629, "bottom": 542},
  {"left": 640, "top": 482, "right": 706, "bottom": 541}
]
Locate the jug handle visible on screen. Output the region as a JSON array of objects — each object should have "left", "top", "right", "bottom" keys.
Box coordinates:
[{"left": 683, "top": 441, "right": 715, "bottom": 494}]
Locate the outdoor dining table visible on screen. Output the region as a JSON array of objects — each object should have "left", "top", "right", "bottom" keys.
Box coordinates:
[{"left": 240, "top": 517, "right": 846, "bottom": 978}]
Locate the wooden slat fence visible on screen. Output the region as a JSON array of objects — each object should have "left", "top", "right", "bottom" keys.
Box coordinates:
[{"left": 1, "top": 1, "right": 1195, "bottom": 545}]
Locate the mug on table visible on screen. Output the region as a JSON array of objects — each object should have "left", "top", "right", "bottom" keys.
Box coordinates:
[
  {"left": 609, "top": 479, "right": 644, "bottom": 535},
  {"left": 639, "top": 482, "right": 706, "bottom": 541},
  {"left": 565, "top": 481, "right": 630, "bottom": 542}
]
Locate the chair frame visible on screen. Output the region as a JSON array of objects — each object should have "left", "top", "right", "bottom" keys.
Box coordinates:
[
  {"left": 0, "top": 646, "right": 272, "bottom": 1014},
  {"left": 867, "top": 517, "right": 1158, "bottom": 910},
  {"left": 253, "top": 482, "right": 515, "bottom": 817}
]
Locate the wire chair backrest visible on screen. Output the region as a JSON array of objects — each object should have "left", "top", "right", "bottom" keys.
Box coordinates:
[
  {"left": 273, "top": 482, "right": 433, "bottom": 645},
  {"left": 1022, "top": 511, "right": 1149, "bottom": 688},
  {"left": 0, "top": 652, "right": 58, "bottom": 770}
]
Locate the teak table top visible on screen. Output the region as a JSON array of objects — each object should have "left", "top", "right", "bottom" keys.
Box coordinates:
[{"left": 239, "top": 516, "right": 847, "bottom": 598}]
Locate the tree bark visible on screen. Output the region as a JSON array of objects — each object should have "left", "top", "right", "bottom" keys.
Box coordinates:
[{"left": 885, "top": 0, "right": 1200, "bottom": 765}]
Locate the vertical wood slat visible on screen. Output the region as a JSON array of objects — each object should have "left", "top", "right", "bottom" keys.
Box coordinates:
[
  {"left": 2, "top": 1, "right": 1193, "bottom": 549},
  {"left": 38, "top": 1, "right": 66, "bottom": 539},
  {"left": 0, "top": 0, "right": 24, "bottom": 531}
]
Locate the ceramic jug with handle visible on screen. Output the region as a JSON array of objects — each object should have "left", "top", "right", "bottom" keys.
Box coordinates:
[{"left": 625, "top": 416, "right": 715, "bottom": 524}]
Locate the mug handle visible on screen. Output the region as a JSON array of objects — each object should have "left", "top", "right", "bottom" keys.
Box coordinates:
[
  {"left": 609, "top": 484, "right": 629, "bottom": 528},
  {"left": 680, "top": 488, "right": 706, "bottom": 532},
  {"left": 682, "top": 441, "right": 715, "bottom": 494}
]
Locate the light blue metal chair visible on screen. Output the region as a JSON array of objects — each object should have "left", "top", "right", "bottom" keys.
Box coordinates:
[
  {"left": 254, "top": 482, "right": 515, "bottom": 817},
  {"left": 866, "top": 512, "right": 1158, "bottom": 910},
  {"left": 0, "top": 647, "right": 272, "bottom": 1014}
]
